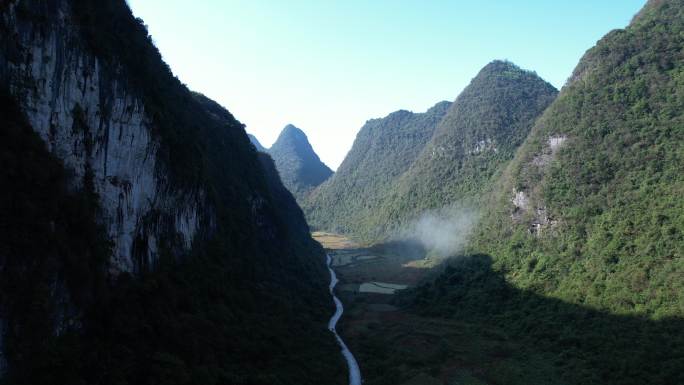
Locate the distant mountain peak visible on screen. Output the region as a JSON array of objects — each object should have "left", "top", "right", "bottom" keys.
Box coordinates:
[
  {"left": 247, "top": 133, "right": 266, "bottom": 152},
  {"left": 305, "top": 61, "right": 557, "bottom": 241},
  {"left": 269, "top": 124, "right": 332, "bottom": 202},
  {"left": 276, "top": 124, "right": 309, "bottom": 143},
  {"left": 475, "top": 60, "right": 542, "bottom": 81},
  {"left": 484, "top": 59, "right": 520, "bottom": 68}
]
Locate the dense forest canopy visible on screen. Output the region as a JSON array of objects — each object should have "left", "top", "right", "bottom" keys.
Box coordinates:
[
  {"left": 393, "top": 1, "right": 684, "bottom": 383},
  {"left": 305, "top": 100, "right": 451, "bottom": 238},
  {"left": 462, "top": 0, "right": 684, "bottom": 318},
  {"left": 306, "top": 61, "right": 557, "bottom": 244}
]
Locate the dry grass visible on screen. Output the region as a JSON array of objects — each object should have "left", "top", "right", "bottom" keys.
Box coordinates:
[{"left": 312, "top": 231, "right": 360, "bottom": 250}]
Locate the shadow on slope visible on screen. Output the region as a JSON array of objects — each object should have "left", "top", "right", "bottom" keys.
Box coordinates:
[{"left": 356, "top": 254, "right": 683, "bottom": 385}]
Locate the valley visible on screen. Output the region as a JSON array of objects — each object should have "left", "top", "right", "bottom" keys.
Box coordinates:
[
  {"left": 318, "top": 232, "right": 684, "bottom": 385},
  {"left": 314, "top": 233, "right": 556, "bottom": 385},
  {"left": 0, "top": 1, "right": 682, "bottom": 384},
  {"left": 314, "top": 233, "right": 458, "bottom": 385}
]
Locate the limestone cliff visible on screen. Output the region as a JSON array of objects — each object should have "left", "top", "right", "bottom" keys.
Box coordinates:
[
  {"left": 1, "top": 1, "right": 205, "bottom": 273},
  {"left": 0, "top": 1, "right": 341, "bottom": 382}
]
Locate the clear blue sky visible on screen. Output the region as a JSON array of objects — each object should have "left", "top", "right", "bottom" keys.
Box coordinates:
[{"left": 127, "top": 0, "right": 646, "bottom": 170}]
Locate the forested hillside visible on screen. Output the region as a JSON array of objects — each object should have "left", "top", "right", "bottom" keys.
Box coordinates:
[
  {"left": 269, "top": 124, "right": 333, "bottom": 203},
  {"left": 307, "top": 62, "right": 557, "bottom": 243},
  {"left": 374, "top": 61, "right": 558, "bottom": 241},
  {"left": 401, "top": 1, "right": 684, "bottom": 383},
  {"left": 463, "top": 0, "right": 684, "bottom": 318},
  {"left": 305, "top": 101, "right": 451, "bottom": 236}
]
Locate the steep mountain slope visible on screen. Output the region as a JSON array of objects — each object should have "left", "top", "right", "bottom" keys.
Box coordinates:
[
  {"left": 0, "top": 1, "right": 343, "bottom": 384},
  {"left": 465, "top": 0, "right": 684, "bottom": 318},
  {"left": 0, "top": 88, "right": 112, "bottom": 380},
  {"left": 380, "top": 61, "right": 557, "bottom": 233},
  {"left": 400, "top": 1, "right": 684, "bottom": 383},
  {"left": 248, "top": 133, "right": 267, "bottom": 152},
  {"left": 269, "top": 124, "right": 333, "bottom": 202},
  {"left": 307, "top": 62, "right": 557, "bottom": 243},
  {"left": 305, "top": 101, "right": 451, "bottom": 235},
  {"left": 192, "top": 92, "right": 266, "bottom": 154}
]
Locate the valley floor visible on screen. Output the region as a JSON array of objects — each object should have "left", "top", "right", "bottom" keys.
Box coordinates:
[
  {"left": 312, "top": 232, "right": 683, "bottom": 385},
  {"left": 313, "top": 232, "right": 512, "bottom": 385}
]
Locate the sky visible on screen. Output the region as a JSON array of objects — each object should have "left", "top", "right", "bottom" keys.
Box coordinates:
[{"left": 127, "top": 0, "right": 646, "bottom": 170}]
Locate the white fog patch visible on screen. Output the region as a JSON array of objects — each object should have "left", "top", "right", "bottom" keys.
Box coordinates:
[{"left": 398, "top": 205, "right": 479, "bottom": 257}]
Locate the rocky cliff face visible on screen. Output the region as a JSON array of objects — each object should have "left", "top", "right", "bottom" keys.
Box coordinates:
[
  {"left": 0, "top": 2, "right": 342, "bottom": 383},
  {"left": 0, "top": 1, "right": 206, "bottom": 273}
]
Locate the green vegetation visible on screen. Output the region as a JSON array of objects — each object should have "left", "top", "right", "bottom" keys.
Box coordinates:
[
  {"left": 268, "top": 124, "right": 333, "bottom": 203},
  {"left": 377, "top": 61, "right": 557, "bottom": 238},
  {"left": 306, "top": 62, "right": 557, "bottom": 243},
  {"left": 3, "top": 0, "right": 683, "bottom": 384},
  {"left": 466, "top": 0, "right": 684, "bottom": 318},
  {"left": 1, "top": 1, "right": 344, "bottom": 384},
  {"left": 305, "top": 101, "right": 451, "bottom": 239},
  {"left": 354, "top": 1, "right": 684, "bottom": 384},
  {"left": 353, "top": 255, "right": 683, "bottom": 385}
]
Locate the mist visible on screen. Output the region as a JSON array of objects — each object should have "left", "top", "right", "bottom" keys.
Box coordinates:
[{"left": 397, "top": 205, "right": 479, "bottom": 258}]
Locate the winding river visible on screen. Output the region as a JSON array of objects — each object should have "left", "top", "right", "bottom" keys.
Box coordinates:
[{"left": 326, "top": 254, "right": 362, "bottom": 385}]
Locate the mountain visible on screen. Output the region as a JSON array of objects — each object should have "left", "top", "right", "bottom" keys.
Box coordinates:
[
  {"left": 192, "top": 92, "right": 267, "bottom": 153},
  {"left": 0, "top": 1, "right": 343, "bottom": 384},
  {"left": 305, "top": 101, "right": 451, "bottom": 236},
  {"left": 268, "top": 124, "right": 333, "bottom": 202},
  {"left": 306, "top": 61, "right": 558, "bottom": 243},
  {"left": 406, "top": 1, "right": 684, "bottom": 383},
  {"left": 248, "top": 133, "right": 267, "bottom": 152},
  {"left": 380, "top": 61, "right": 557, "bottom": 231},
  {"left": 466, "top": 0, "right": 684, "bottom": 319}
]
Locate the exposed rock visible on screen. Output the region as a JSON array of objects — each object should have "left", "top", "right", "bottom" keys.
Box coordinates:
[
  {"left": 0, "top": 1, "right": 206, "bottom": 273},
  {"left": 512, "top": 190, "right": 530, "bottom": 210},
  {"left": 511, "top": 190, "right": 556, "bottom": 235},
  {"left": 471, "top": 138, "right": 498, "bottom": 155},
  {"left": 532, "top": 135, "right": 568, "bottom": 166},
  {"left": 530, "top": 207, "right": 557, "bottom": 236},
  {"left": 548, "top": 135, "right": 567, "bottom": 151}
]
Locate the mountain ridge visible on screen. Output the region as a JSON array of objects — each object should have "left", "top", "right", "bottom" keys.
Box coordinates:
[
  {"left": 305, "top": 100, "right": 452, "bottom": 236},
  {"left": 248, "top": 133, "right": 267, "bottom": 151},
  {"left": 395, "top": 2, "right": 684, "bottom": 382},
  {"left": 0, "top": 1, "right": 344, "bottom": 383},
  {"left": 306, "top": 60, "right": 558, "bottom": 243},
  {"left": 463, "top": 0, "right": 684, "bottom": 317},
  {"left": 268, "top": 124, "right": 334, "bottom": 202}
]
